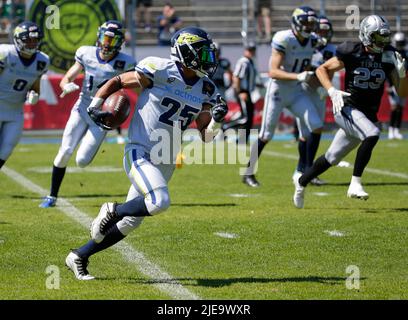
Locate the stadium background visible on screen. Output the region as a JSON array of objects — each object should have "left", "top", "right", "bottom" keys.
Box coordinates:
[{"left": 1, "top": 0, "right": 407, "bottom": 130}]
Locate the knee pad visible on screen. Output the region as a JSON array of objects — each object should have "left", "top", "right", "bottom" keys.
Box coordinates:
[
  {"left": 76, "top": 154, "right": 92, "bottom": 168},
  {"left": 116, "top": 216, "right": 144, "bottom": 236},
  {"left": 53, "top": 148, "right": 74, "bottom": 168},
  {"left": 145, "top": 187, "right": 171, "bottom": 215}
]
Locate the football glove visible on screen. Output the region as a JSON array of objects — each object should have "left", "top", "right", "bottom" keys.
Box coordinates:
[
  {"left": 392, "top": 51, "right": 406, "bottom": 78},
  {"left": 211, "top": 94, "right": 228, "bottom": 123},
  {"left": 328, "top": 87, "right": 351, "bottom": 115},
  {"left": 296, "top": 71, "right": 314, "bottom": 82},
  {"left": 86, "top": 97, "right": 111, "bottom": 130},
  {"left": 26, "top": 90, "right": 39, "bottom": 105},
  {"left": 60, "top": 82, "right": 80, "bottom": 98}
]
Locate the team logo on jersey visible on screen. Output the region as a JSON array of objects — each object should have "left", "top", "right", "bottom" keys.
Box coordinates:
[
  {"left": 202, "top": 81, "right": 215, "bottom": 97},
  {"left": 29, "top": 0, "right": 120, "bottom": 73},
  {"left": 113, "top": 60, "right": 125, "bottom": 70},
  {"left": 37, "top": 61, "right": 47, "bottom": 71}
]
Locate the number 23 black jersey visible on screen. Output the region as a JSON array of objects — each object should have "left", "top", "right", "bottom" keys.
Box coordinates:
[{"left": 336, "top": 41, "right": 396, "bottom": 121}]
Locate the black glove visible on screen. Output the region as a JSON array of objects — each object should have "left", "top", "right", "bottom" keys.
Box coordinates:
[
  {"left": 211, "top": 94, "right": 228, "bottom": 123},
  {"left": 87, "top": 107, "right": 112, "bottom": 130}
]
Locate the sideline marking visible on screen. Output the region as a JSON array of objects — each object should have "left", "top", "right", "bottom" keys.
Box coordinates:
[
  {"left": 324, "top": 230, "right": 345, "bottom": 237},
  {"left": 2, "top": 166, "right": 199, "bottom": 300}
]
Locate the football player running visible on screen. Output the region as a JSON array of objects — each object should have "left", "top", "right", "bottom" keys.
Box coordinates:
[
  {"left": 387, "top": 31, "right": 407, "bottom": 140},
  {"left": 242, "top": 6, "right": 324, "bottom": 187},
  {"left": 0, "top": 22, "right": 49, "bottom": 170},
  {"left": 293, "top": 15, "right": 407, "bottom": 208},
  {"left": 39, "top": 21, "right": 136, "bottom": 208},
  {"left": 293, "top": 15, "right": 337, "bottom": 186},
  {"left": 65, "top": 27, "right": 228, "bottom": 280}
]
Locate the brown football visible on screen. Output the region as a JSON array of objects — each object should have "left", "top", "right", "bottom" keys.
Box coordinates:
[{"left": 100, "top": 90, "right": 131, "bottom": 130}]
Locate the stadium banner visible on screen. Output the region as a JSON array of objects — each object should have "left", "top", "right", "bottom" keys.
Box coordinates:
[
  {"left": 23, "top": 73, "right": 408, "bottom": 131},
  {"left": 27, "top": 0, "right": 123, "bottom": 73}
]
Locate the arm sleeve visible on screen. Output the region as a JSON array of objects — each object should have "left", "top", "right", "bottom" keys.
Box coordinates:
[
  {"left": 271, "top": 31, "right": 288, "bottom": 54},
  {"left": 75, "top": 46, "right": 86, "bottom": 67},
  {"left": 135, "top": 57, "right": 160, "bottom": 83}
]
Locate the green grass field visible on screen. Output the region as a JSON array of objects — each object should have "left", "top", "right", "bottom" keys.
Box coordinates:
[{"left": 1, "top": 136, "right": 407, "bottom": 300}]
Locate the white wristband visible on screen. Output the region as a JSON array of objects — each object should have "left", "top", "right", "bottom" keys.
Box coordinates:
[{"left": 88, "top": 97, "right": 104, "bottom": 110}]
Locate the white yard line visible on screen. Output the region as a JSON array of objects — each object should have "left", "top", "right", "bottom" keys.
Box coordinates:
[
  {"left": 324, "top": 230, "right": 345, "bottom": 237},
  {"left": 214, "top": 232, "right": 239, "bottom": 239},
  {"left": 2, "top": 166, "right": 199, "bottom": 300},
  {"left": 263, "top": 150, "right": 408, "bottom": 179}
]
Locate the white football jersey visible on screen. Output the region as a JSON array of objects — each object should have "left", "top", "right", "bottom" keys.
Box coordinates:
[
  {"left": 74, "top": 46, "right": 136, "bottom": 111},
  {"left": 0, "top": 44, "right": 49, "bottom": 119},
  {"left": 271, "top": 29, "right": 316, "bottom": 86},
  {"left": 128, "top": 56, "right": 220, "bottom": 157}
]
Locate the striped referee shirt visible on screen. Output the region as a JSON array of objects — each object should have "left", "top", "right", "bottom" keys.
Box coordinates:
[{"left": 233, "top": 56, "right": 258, "bottom": 93}]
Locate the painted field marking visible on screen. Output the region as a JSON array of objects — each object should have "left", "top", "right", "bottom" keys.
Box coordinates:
[
  {"left": 324, "top": 230, "right": 345, "bottom": 237},
  {"left": 2, "top": 166, "right": 199, "bottom": 300},
  {"left": 313, "top": 192, "right": 329, "bottom": 196},
  {"left": 263, "top": 151, "right": 408, "bottom": 180},
  {"left": 214, "top": 232, "right": 239, "bottom": 239},
  {"left": 28, "top": 166, "right": 122, "bottom": 173}
]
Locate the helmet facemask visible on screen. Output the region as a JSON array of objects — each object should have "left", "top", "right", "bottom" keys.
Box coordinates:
[
  {"left": 14, "top": 26, "right": 42, "bottom": 58},
  {"left": 97, "top": 22, "right": 124, "bottom": 59},
  {"left": 174, "top": 37, "right": 218, "bottom": 77},
  {"left": 292, "top": 8, "right": 317, "bottom": 39},
  {"left": 368, "top": 30, "right": 391, "bottom": 53}
]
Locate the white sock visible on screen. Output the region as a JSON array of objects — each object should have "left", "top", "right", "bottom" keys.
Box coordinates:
[{"left": 351, "top": 176, "right": 362, "bottom": 185}]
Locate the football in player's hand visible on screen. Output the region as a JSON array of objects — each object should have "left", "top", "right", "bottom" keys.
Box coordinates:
[{"left": 100, "top": 90, "right": 131, "bottom": 130}]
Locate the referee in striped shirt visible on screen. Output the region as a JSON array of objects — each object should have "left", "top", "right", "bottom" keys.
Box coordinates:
[{"left": 223, "top": 41, "right": 259, "bottom": 141}]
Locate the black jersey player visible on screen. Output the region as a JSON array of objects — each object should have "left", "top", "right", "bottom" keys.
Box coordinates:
[{"left": 293, "top": 15, "right": 407, "bottom": 208}]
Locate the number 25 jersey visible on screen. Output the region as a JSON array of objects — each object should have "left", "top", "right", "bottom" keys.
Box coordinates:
[{"left": 128, "top": 56, "right": 219, "bottom": 154}]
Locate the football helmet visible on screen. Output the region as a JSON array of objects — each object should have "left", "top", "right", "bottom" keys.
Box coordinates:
[
  {"left": 13, "top": 21, "right": 43, "bottom": 58},
  {"left": 392, "top": 32, "right": 406, "bottom": 51},
  {"left": 291, "top": 6, "right": 318, "bottom": 39},
  {"left": 359, "top": 15, "right": 391, "bottom": 54},
  {"left": 170, "top": 27, "right": 218, "bottom": 77},
  {"left": 97, "top": 20, "right": 125, "bottom": 57},
  {"left": 316, "top": 16, "right": 333, "bottom": 47}
]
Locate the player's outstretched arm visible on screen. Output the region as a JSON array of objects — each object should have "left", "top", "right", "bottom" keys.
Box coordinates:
[
  {"left": 317, "top": 57, "right": 350, "bottom": 115},
  {"left": 59, "top": 62, "right": 83, "bottom": 97}
]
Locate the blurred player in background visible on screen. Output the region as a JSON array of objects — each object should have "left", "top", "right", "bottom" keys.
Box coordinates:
[
  {"left": 293, "top": 15, "right": 407, "bottom": 208},
  {"left": 293, "top": 15, "right": 337, "bottom": 186},
  {"left": 0, "top": 22, "right": 49, "bottom": 170},
  {"left": 243, "top": 6, "right": 323, "bottom": 187},
  {"left": 387, "top": 31, "right": 407, "bottom": 139},
  {"left": 64, "top": 27, "right": 228, "bottom": 280},
  {"left": 39, "top": 20, "right": 136, "bottom": 208}
]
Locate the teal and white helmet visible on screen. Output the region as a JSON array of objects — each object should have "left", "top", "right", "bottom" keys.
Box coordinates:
[{"left": 359, "top": 15, "right": 391, "bottom": 53}]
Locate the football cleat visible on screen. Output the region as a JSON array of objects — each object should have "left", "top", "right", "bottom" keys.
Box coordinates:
[
  {"left": 90, "top": 202, "right": 120, "bottom": 243},
  {"left": 292, "top": 170, "right": 303, "bottom": 185},
  {"left": 347, "top": 183, "right": 369, "bottom": 200},
  {"left": 310, "top": 177, "right": 327, "bottom": 186},
  {"left": 242, "top": 175, "right": 260, "bottom": 188},
  {"left": 65, "top": 251, "right": 95, "bottom": 280},
  {"left": 388, "top": 127, "right": 395, "bottom": 140},
  {"left": 39, "top": 196, "right": 57, "bottom": 208},
  {"left": 393, "top": 128, "right": 403, "bottom": 140},
  {"left": 293, "top": 177, "right": 305, "bottom": 208}
]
